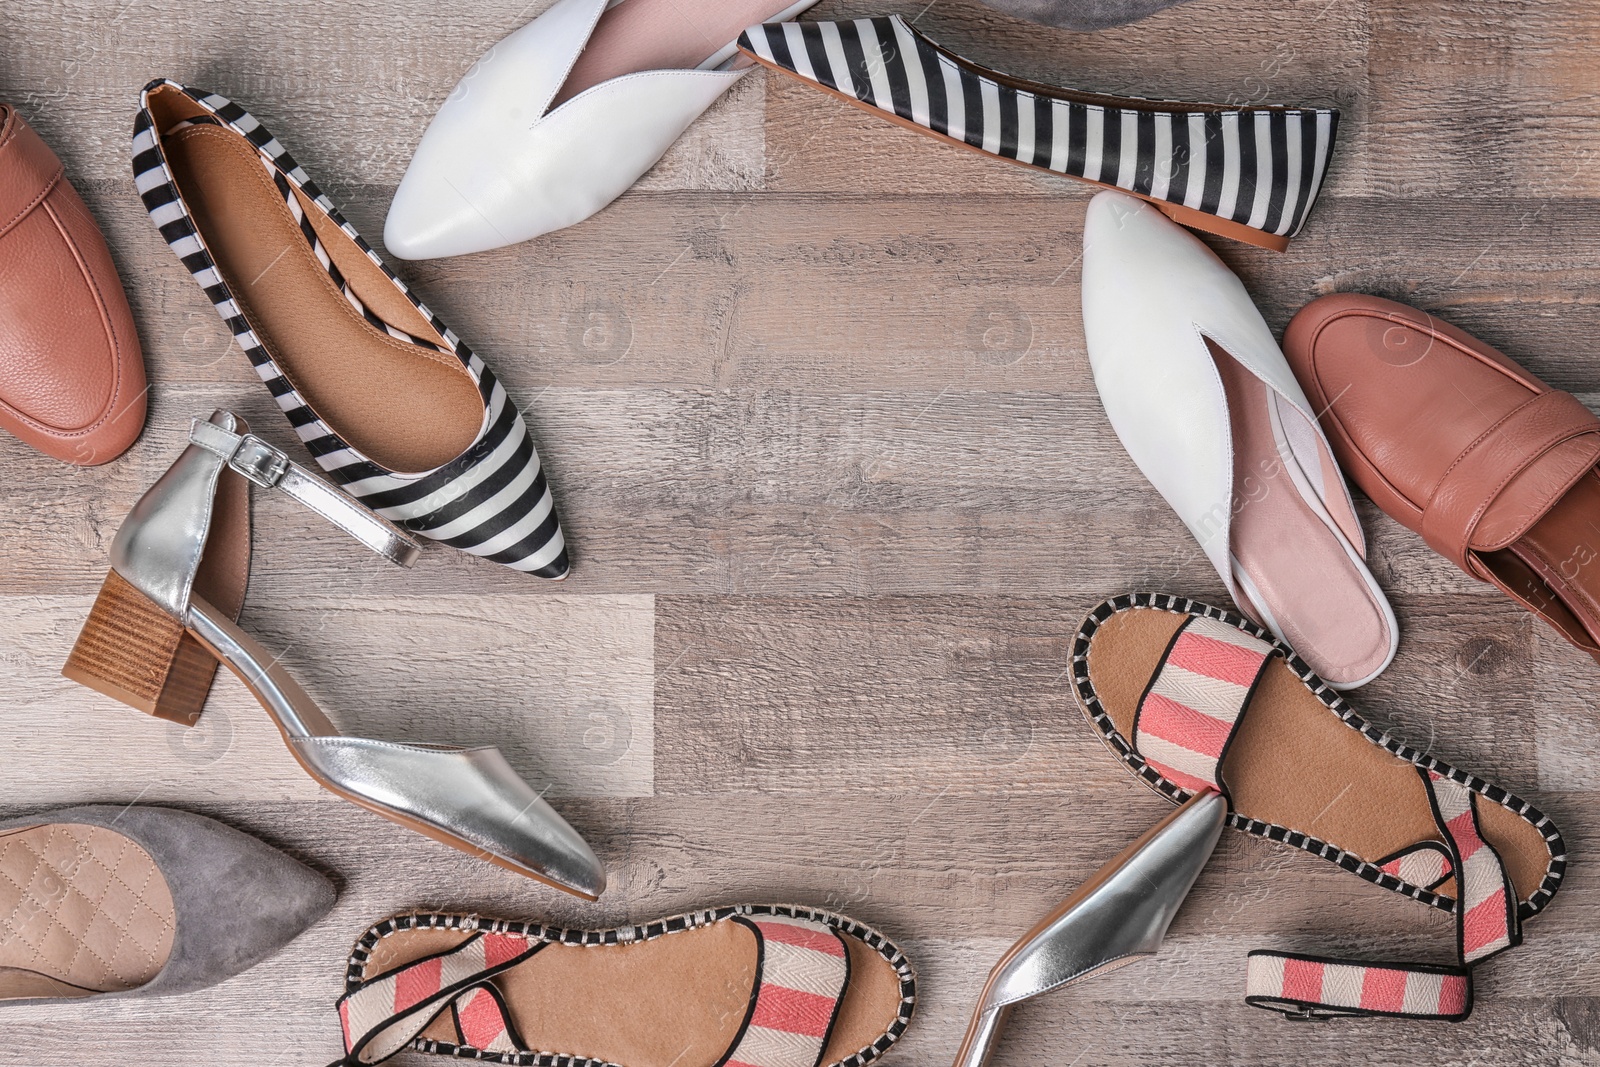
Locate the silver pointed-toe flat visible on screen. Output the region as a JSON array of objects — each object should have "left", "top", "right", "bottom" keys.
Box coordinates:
[
  {"left": 952, "top": 791, "right": 1224, "bottom": 1067},
  {"left": 61, "top": 411, "right": 607, "bottom": 901},
  {"left": 0, "top": 805, "right": 332, "bottom": 1003}
]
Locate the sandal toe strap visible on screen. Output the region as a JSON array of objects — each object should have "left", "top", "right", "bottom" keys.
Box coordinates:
[
  {"left": 449, "top": 983, "right": 524, "bottom": 1055},
  {"left": 1131, "top": 614, "right": 1277, "bottom": 794},
  {"left": 336, "top": 930, "right": 537, "bottom": 1065},
  {"left": 724, "top": 916, "right": 852, "bottom": 1067}
]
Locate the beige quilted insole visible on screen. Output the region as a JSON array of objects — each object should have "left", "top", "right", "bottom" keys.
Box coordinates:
[{"left": 0, "top": 824, "right": 175, "bottom": 1000}]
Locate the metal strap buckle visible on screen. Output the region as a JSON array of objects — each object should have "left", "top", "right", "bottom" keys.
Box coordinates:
[
  {"left": 228, "top": 434, "right": 290, "bottom": 488},
  {"left": 1278, "top": 1004, "right": 1346, "bottom": 1021}
]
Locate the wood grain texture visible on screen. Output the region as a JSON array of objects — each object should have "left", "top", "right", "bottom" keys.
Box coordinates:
[{"left": 1, "top": 0, "right": 1598, "bottom": 1063}]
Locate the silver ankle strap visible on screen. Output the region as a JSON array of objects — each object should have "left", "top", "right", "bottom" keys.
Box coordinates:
[{"left": 189, "top": 417, "right": 422, "bottom": 567}]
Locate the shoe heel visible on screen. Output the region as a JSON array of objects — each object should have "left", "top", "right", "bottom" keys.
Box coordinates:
[
  {"left": 1149, "top": 198, "right": 1291, "bottom": 253},
  {"left": 62, "top": 570, "right": 219, "bottom": 727}
]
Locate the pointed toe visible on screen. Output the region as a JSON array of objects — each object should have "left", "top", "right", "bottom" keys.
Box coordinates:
[
  {"left": 125, "top": 807, "right": 334, "bottom": 996},
  {"left": 512, "top": 807, "right": 607, "bottom": 900},
  {"left": 458, "top": 747, "right": 607, "bottom": 898},
  {"left": 0, "top": 806, "right": 333, "bottom": 1001},
  {"left": 533, "top": 545, "right": 571, "bottom": 581},
  {"left": 292, "top": 738, "right": 606, "bottom": 899},
  {"left": 384, "top": 167, "right": 515, "bottom": 260},
  {"left": 1083, "top": 189, "right": 1192, "bottom": 283}
]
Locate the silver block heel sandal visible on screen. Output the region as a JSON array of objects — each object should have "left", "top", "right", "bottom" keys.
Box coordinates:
[{"left": 61, "top": 412, "right": 606, "bottom": 901}]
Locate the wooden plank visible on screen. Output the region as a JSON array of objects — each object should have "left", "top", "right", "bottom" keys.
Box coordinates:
[
  {"left": 0, "top": 381, "right": 1579, "bottom": 602},
  {"left": 1369, "top": 0, "right": 1600, "bottom": 198},
  {"left": 0, "top": 0, "right": 766, "bottom": 191},
  {"left": 3, "top": 592, "right": 655, "bottom": 802},
  {"left": 51, "top": 185, "right": 1600, "bottom": 403},
  {"left": 653, "top": 593, "right": 1550, "bottom": 796}
]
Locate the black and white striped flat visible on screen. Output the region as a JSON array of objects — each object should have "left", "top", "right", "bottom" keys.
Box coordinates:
[
  {"left": 739, "top": 16, "right": 1339, "bottom": 251},
  {"left": 132, "top": 80, "right": 569, "bottom": 579}
]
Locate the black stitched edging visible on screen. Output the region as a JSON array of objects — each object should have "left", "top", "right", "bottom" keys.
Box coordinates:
[
  {"left": 342, "top": 904, "right": 917, "bottom": 1067},
  {"left": 1070, "top": 592, "right": 1567, "bottom": 920}
]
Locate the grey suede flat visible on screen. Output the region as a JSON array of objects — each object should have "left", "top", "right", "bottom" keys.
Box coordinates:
[
  {"left": 0, "top": 805, "right": 333, "bottom": 1002},
  {"left": 977, "top": 0, "right": 1193, "bottom": 31}
]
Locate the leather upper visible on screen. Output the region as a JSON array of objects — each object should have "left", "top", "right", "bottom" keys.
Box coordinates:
[
  {"left": 1081, "top": 192, "right": 1397, "bottom": 686},
  {"left": 1283, "top": 294, "right": 1600, "bottom": 574},
  {"left": 111, "top": 411, "right": 420, "bottom": 622},
  {"left": 383, "top": 0, "right": 748, "bottom": 258},
  {"left": 0, "top": 104, "right": 145, "bottom": 463},
  {"left": 1081, "top": 192, "right": 1358, "bottom": 596},
  {"left": 110, "top": 410, "right": 605, "bottom": 900},
  {"left": 289, "top": 737, "right": 607, "bottom": 901}
]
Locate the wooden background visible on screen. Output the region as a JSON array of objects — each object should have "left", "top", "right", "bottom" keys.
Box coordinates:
[{"left": 3, "top": 0, "right": 1599, "bottom": 1063}]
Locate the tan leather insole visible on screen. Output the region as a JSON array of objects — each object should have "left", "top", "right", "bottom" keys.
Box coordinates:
[
  {"left": 0, "top": 824, "right": 175, "bottom": 1001},
  {"left": 1505, "top": 469, "right": 1600, "bottom": 644},
  {"left": 1085, "top": 607, "right": 1552, "bottom": 904},
  {"left": 160, "top": 123, "right": 482, "bottom": 473},
  {"left": 554, "top": 0, "right": 805, "bottom": 107},
  {"left": 1210, "top": 340, "right": 1391, "bottom": 684},
  {"left": 362, "top": 919, "right": 904, "bottom": 1066}
]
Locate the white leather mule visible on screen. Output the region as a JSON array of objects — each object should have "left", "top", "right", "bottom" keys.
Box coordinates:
[
  {"left": 1080, "top": 190, "right": 1398, "bottom": 688},
  {"left": 385, "top": 0, "right": 819, "bottom": 259}
]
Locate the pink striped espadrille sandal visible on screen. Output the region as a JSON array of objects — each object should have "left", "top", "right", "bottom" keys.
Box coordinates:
[
  {"left": 1071, "top": 592, "right": 1566, "bottom": 1021},
  {"left": 331, "top": 905, "right": 916, "bottom": 1067}
]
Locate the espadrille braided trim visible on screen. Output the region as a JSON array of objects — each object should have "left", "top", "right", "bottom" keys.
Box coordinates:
[
  {"left": 342, "top": 904, "right": 918, "bottom": 1067},
  {"left": 1070, "top": 592, "right": 1566, "bottom": 920}
]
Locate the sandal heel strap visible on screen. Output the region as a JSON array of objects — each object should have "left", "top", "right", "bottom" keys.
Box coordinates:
[
  {"left": 1242, "top": 768, "right": 1519, "bottom": 1024},
  {"left": 188, "top": 416, "right": 422, "bottom": 567},
  {"left": 1245, "top": 953, "right": 1471, "bottom": 1021},
  {"left": 337, "top": 930, "right": 537, "bottom": 1065}
]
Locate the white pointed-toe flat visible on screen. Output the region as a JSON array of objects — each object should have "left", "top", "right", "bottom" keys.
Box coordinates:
[
  {"left": 1081, "top": 190, "right": 1399, "bottom": 688},
  {"left": 385, "top": 0, "right": 819, "bottom": 259}
]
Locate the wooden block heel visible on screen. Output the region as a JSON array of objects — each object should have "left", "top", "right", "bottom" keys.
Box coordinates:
[
  {"left": 62, "top": 570, "right": 218, "bottom": 726},
  {"left": 68, "top": 408, "right": 604, "bottom": 897}
]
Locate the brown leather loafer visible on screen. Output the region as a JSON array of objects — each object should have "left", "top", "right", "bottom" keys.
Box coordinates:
[
  {"left": 1285, "top": 293, "right": 1600, "bottom": 661},
  {"left": 0, "top": 104, "right": 145, "bottom": 464}
]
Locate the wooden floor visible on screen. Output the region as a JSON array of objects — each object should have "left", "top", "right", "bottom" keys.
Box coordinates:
[{"left": 3, "top": 0, "right": 1600, "bottom": 1063}]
